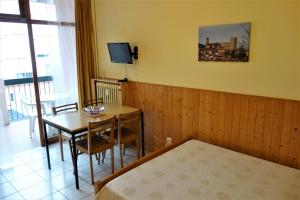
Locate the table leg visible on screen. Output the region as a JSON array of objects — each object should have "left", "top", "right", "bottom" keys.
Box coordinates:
[
  {"left": 43, "top": 121, "right": 51, "bottom": 169},
  {"left": 141, "top": 112, "right": 145, "bottom": 156},
  {"left": 71, "top": 134, "right": 79, "bottom": 189}
]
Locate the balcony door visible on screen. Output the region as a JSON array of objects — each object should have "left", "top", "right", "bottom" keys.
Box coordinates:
[{"left": 0, "top": 0, "right": 77, "bottom": 146}]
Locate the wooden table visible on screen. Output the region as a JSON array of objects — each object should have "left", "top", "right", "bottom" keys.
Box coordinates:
[{"left": 42, "top": 104, "right": 144, "bottom": 189}]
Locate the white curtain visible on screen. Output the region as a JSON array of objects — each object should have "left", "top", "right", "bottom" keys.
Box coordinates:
[
  {"left": 53, "top": 0, "right": 78, "bottom": 104},
  {"left": 33, "top": 0, "right": 78, "bottom": 105}
]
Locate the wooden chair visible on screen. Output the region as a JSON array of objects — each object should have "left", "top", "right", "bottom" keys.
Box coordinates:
[
  {"left": 117, "top": 109, "right": 142, "bottom": 168},
  {"left": 84, "top": 97, "right": 105, "bottom": 163},
  {"left": 52, "top": 103, "right": 78, "bottom": 115},
  {"left": 76, "top": 116, "right": 116, "bottom": 184},
  {"left": 52, "top": 102, "right": 83, "bottom": 165},
  {"left": 83, "top": 97, "right": 104, "bottom": 108}
]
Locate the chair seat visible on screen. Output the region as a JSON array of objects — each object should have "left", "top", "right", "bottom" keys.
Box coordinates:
[{"left": 76, "top": 135, "right": 110, "bottom": 154}]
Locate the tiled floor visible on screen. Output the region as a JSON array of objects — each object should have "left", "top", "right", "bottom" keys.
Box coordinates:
[
  {"left": 0, "top": 141, "right": 137, "bottom": 200},
  {"left": 0, "top": 120, "right": 40, "bottom": 157}
]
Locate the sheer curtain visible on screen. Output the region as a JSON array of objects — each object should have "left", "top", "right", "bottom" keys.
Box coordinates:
[
  {"left": 32, "top": 0, "right": 78, "bottom": 105},
  {"left": 53, "top": 0, "right": 78, "bottom": 104}
]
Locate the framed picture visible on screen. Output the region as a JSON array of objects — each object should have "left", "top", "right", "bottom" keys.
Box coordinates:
[{"left": 198, "top": 22, "right": 251, "bottom": 62}]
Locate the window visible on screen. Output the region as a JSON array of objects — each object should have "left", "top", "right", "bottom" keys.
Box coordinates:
[
  {"left": 30, "top": 0, "right": 57, "bottom": 21},
  {"left": 0, "top": 22, "right": 32, "bottom": 79},
  {"left": 0, "top": 0, "right": 20, "bottom": 15},
  {"left": 33, "top": 24, "right": 60, "bottom": 77}
]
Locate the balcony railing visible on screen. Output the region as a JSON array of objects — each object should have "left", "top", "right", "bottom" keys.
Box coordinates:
[{"left": 4, "top": 76, "right": 53, "bottom": 121}]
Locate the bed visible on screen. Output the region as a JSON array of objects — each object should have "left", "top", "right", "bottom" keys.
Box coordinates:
[{"left": 95, "top": 138, "right": 300, "bottom": 200}]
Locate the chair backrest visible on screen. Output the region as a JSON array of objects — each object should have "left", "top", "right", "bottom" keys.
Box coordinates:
[
  {"left": 84, "top": 98, "right": 104, "bottom": 108},
  {"left": 88, "top": 116, "right": 117, "bottom": 151},
  {"left": 118, "top": 109, "right": 142, "bottom": 138},
  {"left": 52, "top": 102, "right": 78, "bottom": 115},
  {"left": 21, "top": 96, "right": 37, "bottom": 117}
]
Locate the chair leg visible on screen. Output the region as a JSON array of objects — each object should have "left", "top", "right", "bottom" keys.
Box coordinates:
[
  {"left": 69, "top": 140, "right": 74, "bottom": 167},
  {"left": 28, "top": 117, "right": 33, "bottom": 138},
  {"left": 89, "top": 155, "right": 94, "bottom": 185},
  {"left": 96, "top": 153, "right": 100, "bottom": 165},
  {"left": 136, "top": 138, "right": 140, "bottom": 159},
  {"left": 119, "top": 142, "right": 124, "bottom": 168},
  {"left": 110, "top": 147, "right": 114, "bottom": 173},
  {"left": 123, "top": 144, "right": 125, "bottom": 155},
  {"left": 58, "top": 131, "right": 64, "bottom": 161},
  {"left": 102, "top": 150, "right": 106, "bottom": 164},
  {"left": 32, "top": 116, "right": 36, "bottom": 132}
]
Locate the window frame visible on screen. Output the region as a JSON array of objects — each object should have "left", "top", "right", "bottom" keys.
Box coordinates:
[{"left": 0, "top": 0, "right": 75, "bottom": 27}]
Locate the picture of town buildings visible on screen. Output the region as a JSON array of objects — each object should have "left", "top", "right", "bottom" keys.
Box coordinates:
[{"left": 198, "top": 23, "right": 250, "bottom": 62}]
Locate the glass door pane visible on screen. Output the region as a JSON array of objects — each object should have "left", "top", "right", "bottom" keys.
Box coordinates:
[
  {"left": 32, "top": 24, "right": 78, "bottom": 137},
  {"left": 0, "top": 22, "right": 34, "bottom": 122},
  {"left": 29, "top": 0, "right": 57, "bottom": 21},
  {"left": 30, "top": 0, "right": 75, "bottom": 22},
  {"left": 0, "top": 0, "right": 20, "bottom": 15}
]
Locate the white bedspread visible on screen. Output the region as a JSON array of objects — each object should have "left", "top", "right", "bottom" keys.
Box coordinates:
[{"left": 96, "top": 139, "right": 300, "bottom": 200}]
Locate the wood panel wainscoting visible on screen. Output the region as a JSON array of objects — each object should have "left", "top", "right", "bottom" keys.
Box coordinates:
[{"left": 121, "top": 81, "right": 300, "bottom": 169}]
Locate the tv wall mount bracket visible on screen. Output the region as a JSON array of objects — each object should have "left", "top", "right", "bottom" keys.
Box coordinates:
[{"left": 131, "top": 46, "right": 138, "bottom": 59}]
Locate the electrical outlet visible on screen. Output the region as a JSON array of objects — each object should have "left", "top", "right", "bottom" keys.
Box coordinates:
[{"left": 166, "top": 137, "right": 172, "bottom": 146}]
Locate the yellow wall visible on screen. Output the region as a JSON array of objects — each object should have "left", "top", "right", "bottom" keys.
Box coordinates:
[
  {"left": 298, "top": 0, "right": 300, "bottom": 89},
  {"left": 95, "top": 0, "right": 300, "bottom": 100}
]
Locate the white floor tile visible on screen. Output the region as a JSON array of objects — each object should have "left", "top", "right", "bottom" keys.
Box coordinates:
[
  {"left": 0, "top": 182, "right": 17, "bottom": 198},
  {"left": 78, "top": 161, "right": 115, "bottom": 184},
  {"left": 77, "top": 155, "right": 90, "bottom": 166},
  {"left": 0, "top": 157, "right": 24, "bottom": 171},
  {"left": 1, "top": 192, "right": 24, "bottom": 200},
  {"left": 18, "top": 182, "right": 57, "bottom": 200},
  {"left": 16, "top": 149, "right": 46, "bottom": 164},
  {"left": 80, "top": 193, "right": 94, "bottom": 200},
  {"left": 26, "top": 157, "right": 59, "bottom": 171},
  {"left": 0, "top": 173, "right": 7, "bottom": 184},
  {"left": 78, "top": 160, "right": 109, "bottom": 175},
  {"left": 36, "top": 162, "right": 73, "bottom": 180},
  {"left": 1, "top": 165, "right": 33, "bottom": 181},
  {"left": 14, "top": 147, "right": 43, "bottom": 158},
  {"left": 9, "top": 173, "right": 46, "bottom": 191},
  {"left": 41, "top": 191, "right": 68, "bottom": 200},
  {"left": 59, "top": 181, "right": 94, "bottom": 200},
  {"left": 47, "top": 171, "right": 76, "bottom": 191},
  {"left": 92, "top": 170, "right": 112, "bottom": 182},
  {"left": 102, "top": 157, "right": 121, "bottom": 170},
  {"left": 101, "top": 158, "right": 122, "bottom": 171},
  {"left": 78, "top": 172, "right": 111, "bottom": 187}
]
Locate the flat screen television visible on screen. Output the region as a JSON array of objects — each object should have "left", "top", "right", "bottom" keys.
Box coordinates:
[{"left": 107, "top": 43, "right": 132, "bottom": 64}]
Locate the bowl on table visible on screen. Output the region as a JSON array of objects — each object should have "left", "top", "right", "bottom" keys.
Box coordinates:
[{"left": 83, "top": 105, "right": 105, "bottom": 117}]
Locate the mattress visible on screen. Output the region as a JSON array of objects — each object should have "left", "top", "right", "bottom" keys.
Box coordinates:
[{"left": 96, "top": 139, "right": 300, "bottom": 200}]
